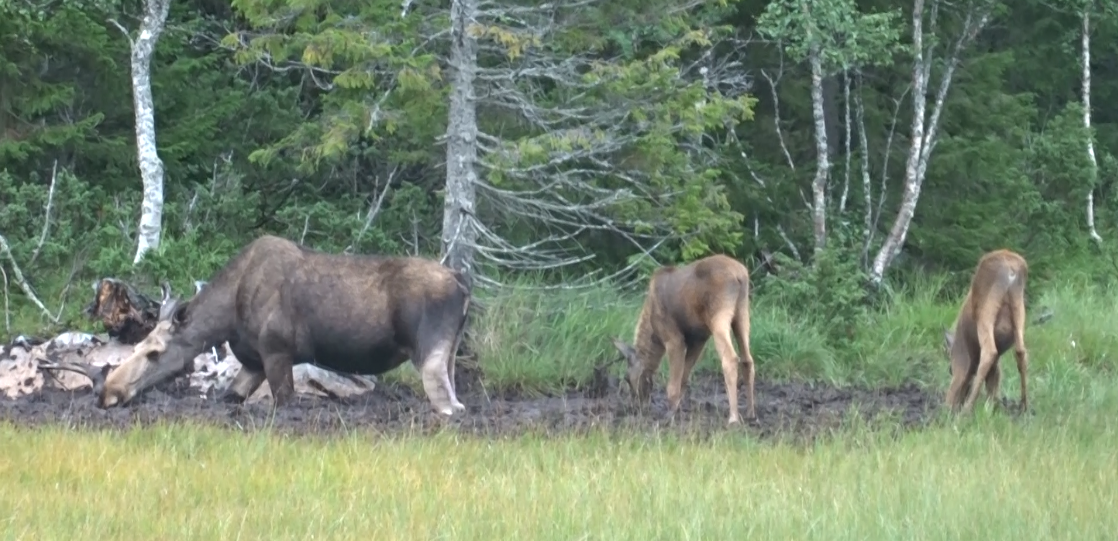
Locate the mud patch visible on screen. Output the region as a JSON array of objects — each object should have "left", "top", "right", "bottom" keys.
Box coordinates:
[{"left": 0, "top": 373, "right": 942, "bottom": 443}]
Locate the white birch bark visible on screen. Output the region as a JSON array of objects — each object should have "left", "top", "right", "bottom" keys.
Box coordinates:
[
  {"left": 840, "top": 69, "right": 851, "bottom": 214},
  {"left": 855, "top": 71, "right": 872, "bottom": 265},
  {"left": 869, "top": 0, "right": 990, "bottom": 284},
  {"left": 809, "top": 45, "right": 830, "bottom": 254},
  {"left": 440, "top": 0, "right": 480, "bottom": 274},
  {"left": 119, "top": 0, "right": 172, "bottom": 264},
  {"left": 1082, "top": 8, "right": 1102, "bottom": 243}
]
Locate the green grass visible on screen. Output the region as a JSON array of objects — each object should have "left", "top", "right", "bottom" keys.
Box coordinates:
[{"left": 1, "top": 387, "right": 1117, "bottom": 540}]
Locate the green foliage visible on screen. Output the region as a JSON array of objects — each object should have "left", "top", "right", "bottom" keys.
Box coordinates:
[
  {"left": 756, "top": 0, "right": 905, "bottom": 70},
  {"left": 759, "top": 235, "right": 873, "bottom": 353}
]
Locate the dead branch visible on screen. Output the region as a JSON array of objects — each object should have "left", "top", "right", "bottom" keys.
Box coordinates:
[
  {"left": 347, "top": 164, "right": 398, "bottom": 253},
  {"left": 28, "top": 159, "right": 58, "bottom": 267},
  {"left": 1, "top": 264, "right": 9, "bottom": 334},
  {"left": 761, "top": 52, "right": 796, "bottom": 171},
  {"left": 0, "top": 232, "right": 58, "bottom": 324}
]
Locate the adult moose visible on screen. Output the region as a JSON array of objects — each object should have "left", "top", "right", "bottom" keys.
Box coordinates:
[
  {"left": 943, "top": 249, "right": 1029, "bottom": 414},
  {"left": 610, "top": 254, "right": 756, "bottom": 425},
  {"left": 53, "top": 235, "right": 473, "bottom": 416}
]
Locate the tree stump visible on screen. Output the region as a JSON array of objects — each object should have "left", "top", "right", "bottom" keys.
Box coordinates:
[{"left": 84, "top": 278, "right": 161, "bottom": 345}]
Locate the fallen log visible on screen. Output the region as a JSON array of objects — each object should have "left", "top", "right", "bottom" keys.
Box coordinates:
[{"left": 83, "top": 278, "right": 161, "bottom": 345}]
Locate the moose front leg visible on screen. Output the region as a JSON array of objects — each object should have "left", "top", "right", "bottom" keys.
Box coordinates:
[{"left": 262, "top": 353, "right": 296, "bottom": 407}]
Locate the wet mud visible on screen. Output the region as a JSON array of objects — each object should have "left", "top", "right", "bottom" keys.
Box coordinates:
[{"left": 0, "top": 373, "right": 943, "bottom": 443}]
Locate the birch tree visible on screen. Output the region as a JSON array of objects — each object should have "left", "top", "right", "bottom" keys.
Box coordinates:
[
  {"left": 113, "top": 0, "right": 172, "bottom": 264},
  {"left": 868, "top": 0, "right": 994, "bottom": 284},
  {"left": 757, "top": 0, "right": 901, "bottom": 256}
]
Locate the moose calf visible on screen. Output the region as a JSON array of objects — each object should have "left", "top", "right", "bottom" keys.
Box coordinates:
[
  {"left": 611, "top": 254, "right": 756, "bottom": 425},
  {"left": 943, "top": 249, "right": 1029, "bottom": 414}
]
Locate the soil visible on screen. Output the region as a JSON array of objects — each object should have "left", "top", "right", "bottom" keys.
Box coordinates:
[{"left": 0, "top": 371, "right": 944, "bottom": 444}]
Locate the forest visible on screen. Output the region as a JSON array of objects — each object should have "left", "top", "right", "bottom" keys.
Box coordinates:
[
  {"left": 3, "top": 0, "right": 1116, "bottom": 311},
  {"left": 2, "top": 0, "right": 1118, "bottom": 537}
]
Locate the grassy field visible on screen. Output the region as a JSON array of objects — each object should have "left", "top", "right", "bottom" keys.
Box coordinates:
[{"left": 2, "top": 274, "right": 1118, "bottom": 539}]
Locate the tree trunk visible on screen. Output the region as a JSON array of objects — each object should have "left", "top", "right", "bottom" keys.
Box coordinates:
[
  {"left": 869, "top": 0, "right": 990, "bottom": 284},
  {"left": 809, "top": 45, "right": 830, "bottom": 255},
  {"left": 441, "top": 0, "right": 480, "bottom": 276},
  {"left": 125, "top": 0, "right": 172, "bottom": 265},
  {"left": 1082, "top": 8, "right": 1102, "bottom": 243}
]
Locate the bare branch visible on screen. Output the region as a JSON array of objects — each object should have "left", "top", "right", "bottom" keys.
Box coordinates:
[
  {"left": 762, "top": 61, "right": 796, "bottom": 171},
  {"left": 28, "top": 160, "right": 58, "bottom": 267},
  {"left": 0, "top": 233, "right": 59, "bottom": 324},
  {"left": 1, "top": 264, "right": 9, "bottom": 334},
  {"left": 347, "top": 164, "right": 398, "bottom": 254}
]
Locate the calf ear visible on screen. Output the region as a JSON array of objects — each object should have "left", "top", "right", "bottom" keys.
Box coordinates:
[{"left": 610, "top": 338, "right": 637, "bottom": 364}]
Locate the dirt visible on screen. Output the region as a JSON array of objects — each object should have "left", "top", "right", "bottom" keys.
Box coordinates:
[{"left": 0, "top": 372, "right": 943, "bottom": 444}]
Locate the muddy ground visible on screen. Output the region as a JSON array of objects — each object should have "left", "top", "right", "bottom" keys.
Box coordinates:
[{"left": 0, "top": 371, "right": 944, "bottom": 443}]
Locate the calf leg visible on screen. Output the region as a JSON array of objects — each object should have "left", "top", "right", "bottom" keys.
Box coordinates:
[
  {"left": 1010, "top": 298, "right": 1029, "bottom": 411},
  {"left": 711, "top": 315, "right": 741, "bottom": 425},
  {"left": 982, "top": 361, "right": 1001, "bottom": 410},
  {"left": 962, "top": 325, "right": 999, "bottom": 414},
  {"left": 678, "top": 341, "right": 706, "bottom": 406},
  {"left": 733, "top": 314, "right": 756, "bottom": 420},
  {"left": 663, "top": 336, "right": 689, "bottom": 416}
]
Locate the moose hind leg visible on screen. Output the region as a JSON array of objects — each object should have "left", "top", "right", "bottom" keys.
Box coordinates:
[
  {"left": 221, "top": 341, "right": 266, "bottom": 403},
  {"left": 223, "top": 367, "right": 267, "bottom": 404},
  {"left": 416, "top": 339, "right": 457, "bottom": 416}
]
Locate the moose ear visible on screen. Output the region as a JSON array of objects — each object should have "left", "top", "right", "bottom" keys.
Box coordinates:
[{"left": 172, "top": 302, "right": 189, "bottom": 326}]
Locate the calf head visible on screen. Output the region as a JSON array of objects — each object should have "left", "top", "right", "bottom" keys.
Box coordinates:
[
  {"left": 610, "top": 338, "right": 653, "bottom": 404},
  {"left": 943, "top": 329, "right": 956, "bottom": 375}
]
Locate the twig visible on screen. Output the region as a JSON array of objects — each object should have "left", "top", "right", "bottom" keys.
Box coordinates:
[
  {"left": 0, "top": 232, "right": 59, "bottom": 324},
  {"left": 347, "top": 164, "right": 398, "bottom": 253},
  {"left": 29, "top": 160, "right": 59, "bottom": 267},
  {"left": 300, "top": 215, "right": 310, "bottom": 245},
  {"left": 1, "top": 264, "right": 10, "bottom": 334}
]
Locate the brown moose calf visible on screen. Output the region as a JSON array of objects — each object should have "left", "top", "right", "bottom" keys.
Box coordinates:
[
  {"left": 611, "top": 254, "right": 756, "bottom": 425},
  {"left": 943, "top": 249, "right": 1029, "bottom": 414}
]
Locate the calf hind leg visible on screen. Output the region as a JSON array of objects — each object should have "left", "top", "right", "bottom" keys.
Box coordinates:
[{"left": 712, "top": 316, "right": 741, "bottom": 425}]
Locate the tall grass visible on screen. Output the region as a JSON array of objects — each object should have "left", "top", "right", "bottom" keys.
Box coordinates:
[{"left": 372, "top": 273, "right": 1118, "bottom": 403}]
